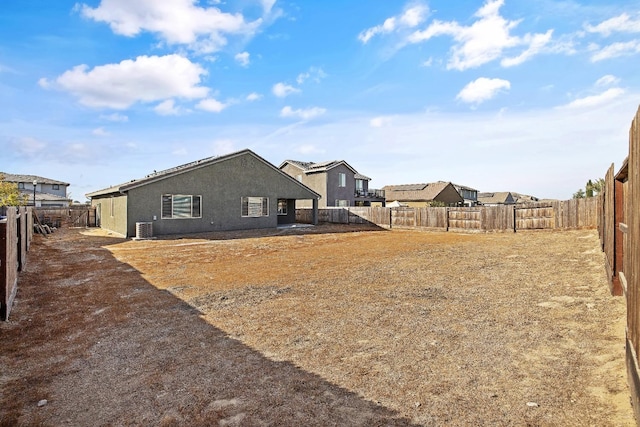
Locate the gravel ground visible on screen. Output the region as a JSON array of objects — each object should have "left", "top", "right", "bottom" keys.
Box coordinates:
[{"left": 0, "top": 225, "right": 635, "bottom": 426}]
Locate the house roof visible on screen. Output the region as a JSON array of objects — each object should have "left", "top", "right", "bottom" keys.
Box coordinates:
[
  {"left": 477, "top": 192, "right": 514, "bottom": 204},
  {"left": 1, "top": 173, "right": 69, "bottom": 186},
  {"left": 19, "top": 190, "right": 71, "bottom": 202},
  {"left": 449, "top": 182, "right": 478, "bottom": 192},
  {"left": 280, "top": 159, "right": 371, "bottom": 180},
  {"left": 382, "top": 181, "right": 458, "bottom": 202},
  {"left": 86, "top": 149, "right": 321, "bottom": 199}
]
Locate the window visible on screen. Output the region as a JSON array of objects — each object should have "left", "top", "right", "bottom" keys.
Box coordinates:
[
  {"left": 355, "top": 179, "right": 364, "bottom": 191},
  {"left": 162, "top": 194, "right": 202, "bottom": 219},
  {"left": 277, "top": 199, "right": 288, "bottom": 215},
  {"left": 242, "top": 197, "right": 269, "bottom": 217},
  {"left": 52, "top": 184, "right": 60, "bottom": 190},
  {"left": 335, "top": 199, "right": 349, "bottom": 207},
  {"left": 338, "top": 173, "right": 346, "bottom": 187},
  {"left": 18, "top": 182, "right": 25, "bottom": 189}
]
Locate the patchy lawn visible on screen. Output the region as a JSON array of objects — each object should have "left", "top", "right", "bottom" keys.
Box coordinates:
[{"left": 0, "top": 225, "right": 634, "bottom": 426}]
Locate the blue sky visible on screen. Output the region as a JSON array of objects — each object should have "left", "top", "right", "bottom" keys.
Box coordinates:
[{"left": 2, "top": 0, "right": 640, "bottom": 201}]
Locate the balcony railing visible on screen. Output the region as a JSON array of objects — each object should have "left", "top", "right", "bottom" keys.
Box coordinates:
[{"left": 355, "top": 189, "right": 385, "bottom": 199}]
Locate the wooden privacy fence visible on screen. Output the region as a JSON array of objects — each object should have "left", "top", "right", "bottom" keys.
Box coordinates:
[
  {"left": 35, "top": 205, "right": 96, "bottom": 228},
  {"left": 297, "top": 199, "right": 598, "bottom": 232},
  {"left": 598, "top": 104, "right": 640, "bottom": 422},
  {"left": 1, "top": 207, "right": 34, "bottom": 321}
]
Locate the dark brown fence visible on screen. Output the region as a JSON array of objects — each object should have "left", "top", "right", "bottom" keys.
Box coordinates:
[
  {"left": 1, "top": 206, "right": 33, "bottom": 320},
  {"left": 297, "top": 200, "right": 598, "bottom": 232},
  {"left": 35, "top": 205, "right": 96, "bottom": 228}
]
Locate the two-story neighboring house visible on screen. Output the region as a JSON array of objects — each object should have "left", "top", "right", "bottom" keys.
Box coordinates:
[
  {"left": 451, "top": 183, "right": 479, "bottom": 206},
  {"left": 1, "top": 173, "right": 71, "bottom": 207},
  {"left": 279, "top": 160, "right": 386, "bottom": 208}
]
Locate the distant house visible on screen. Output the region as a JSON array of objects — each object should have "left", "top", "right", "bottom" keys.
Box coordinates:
[
  {"left": 86, "top": 149, "right": 320, "bottom": 238},
  {"left": 1, "top": 173, "right": 71, "bottom": 207},
  {"left": 279, "top": 159, "right": 386, "bottom": 208},
  {"left": 382, "top": 182, "right": 463, "bottom": 207},
  {"left": 477, "top": 192, "right": 516, "bottom": 206},
  {"left": 451, "top": 183, "right": 479, "bottom": 207}
]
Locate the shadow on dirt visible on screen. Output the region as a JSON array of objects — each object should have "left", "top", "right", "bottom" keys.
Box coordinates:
[
  {"left": 152, "top": 222, "right": 389, "bottom": 242},
  {"left": 0, "top": 228, "right": 414, "bottom": 426}
]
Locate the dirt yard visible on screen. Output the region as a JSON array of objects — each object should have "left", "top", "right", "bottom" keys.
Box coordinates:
[{"left": 0, "top": 224, "right": 635, "bottom": 426}]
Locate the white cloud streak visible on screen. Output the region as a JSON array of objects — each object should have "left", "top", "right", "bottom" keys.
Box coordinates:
[
  {"left": 584, "top": 13, "right": 640, "bottom": 36},
  {"left": 590, "top": 40, "right": 640, "bottom": 62},
  {"left": 457, "top": 77, "right": 511, "bottom": 104},
  {"left": 358, "top": 2, "right": 429, "bottom": 43},
  {"left": 272, "top": 82, "right": 300, "bottom": 98},
  {"left": 280, "top": 106, "right": 326, "bottom": 120}
]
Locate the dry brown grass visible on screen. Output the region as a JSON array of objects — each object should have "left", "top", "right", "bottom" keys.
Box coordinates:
[{"left": 0, "top": 224, "right": 635, "bottom": 426}]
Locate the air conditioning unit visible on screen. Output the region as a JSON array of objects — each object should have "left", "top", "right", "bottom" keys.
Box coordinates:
[{"left": 135, "top": 222, "right": 153, "bottom": 239}]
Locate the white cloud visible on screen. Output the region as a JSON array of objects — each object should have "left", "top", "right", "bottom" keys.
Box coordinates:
[
  {"left": 235, "top": 51, "right": 250, "bottom": 67},
  {"left": 590, "top": 40, "right": 640, "bottom": 62},
  {"left": 596, "top": 75, "right": 620, "bottom": 87},
  {"left": 246, "top": 92, "right": 262, "bottom": 101},
  {"left": 370, "top": 116, "right": 393, "bottom": 127},
  {"left": 100, "top": 112, "right": 129, "bottom": 122},
  {"left": 359, "top": 2, "right": 429, "bottom": 43},
  {"left": 457, "top": 77, "right": 510, "bottom": 104},
  {"left": 78, "top": 0, "right": 266, "bottom": 54},
  {"left": 196, "top": 98, "right": 227, "bottom": 113},
  {"left": 408, "top": 0, "right": 553, "bottom": 70},
  {"left": 41, "top": 54, "right": 209, "bottom": 109},
  {"left": 154, "top": 99, "right": 183, "bottom": 116},
  {"left": 272, "top": 82, "right": 300, "bottom": 98},
  {"left": 280, "top": 106, "right": 326, "bottom": 120},
  {"left": 296, "top": 67, "right": 327, "bottom": 84},
  {"left": 92, "top": 127, "right": 110, "bottom": 136},
  {"left": 562, "top": 87, "right": 625, "bottom": 109},
  {"left": 585, "top": 13, "right": 640, "bottom": 36}
]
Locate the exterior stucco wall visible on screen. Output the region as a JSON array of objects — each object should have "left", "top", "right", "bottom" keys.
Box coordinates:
[
  {"left": 124, "top": 152, "right": 317, "bottom": 237},
  {"left": 437, "top": 185, "right": 464, "bottom": 205},
  {"left": 325, "top": 164, "right": 355, "bottom": 207},
  {"left": 91, "top": 194, "right": 128, "bottom": 236}
]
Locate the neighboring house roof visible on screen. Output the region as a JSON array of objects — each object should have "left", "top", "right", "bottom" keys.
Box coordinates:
[
  {"left": 477, "top": 192, "right": 515, "bottom": 205},
  {"left": 450, "top": 182, "right": 478, "bottom": 192},
  {"left": 87, "top": 149, "right": 321, "bottom": 199},
  {"left": 280, "top": 159, "right": 371, "bottom": 180},
  {"left": 20, "top": 191, "right": 70, "bottom": 203},
  {"left": 1, "top": 173, "right": 69, "bottom": 186},
  {"left": 511, "top": 192, "right": 540, "bottom": 203},
  {"left": 383, "top": 181, "right": 456, "bottom": 202},
  {"left": 387, "top": 200, "right": 408, "bottom": 207}
]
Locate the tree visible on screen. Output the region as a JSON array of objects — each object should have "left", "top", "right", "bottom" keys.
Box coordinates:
[
  {"left": 572, "top": 188, "right": 586, "bottom": 199},
  {"left": 0, "top": 174, "right": 29, "bottom": 207}
]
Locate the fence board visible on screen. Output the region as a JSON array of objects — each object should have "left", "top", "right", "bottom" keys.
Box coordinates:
[{"left": 297, "top": 201, "right": 597, "bottom": 232}]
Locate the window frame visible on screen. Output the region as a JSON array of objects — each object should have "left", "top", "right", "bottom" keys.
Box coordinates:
[
  {"left": 277, "top": 199, "right": 288, "bottom": 216},
  {"left": 52, "top": 184, "right": 60, "bottom": 190},
  {"left": 161, "top": 194, "right": 202, "bottom": 219},
  {"left": 241, "top": 196, "right": 269, "bottom": 217},
  {"left": 335, "top": 199, "right": 350, "bottom": 207},
  {"left": 338, "top": 172, "right": 346, "bottom": 187}
]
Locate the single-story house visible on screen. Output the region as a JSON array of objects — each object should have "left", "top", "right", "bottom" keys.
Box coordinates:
[
  {"left": 1, "top": 173, "right": 71, "bottom": 207},
  {"left": 382, "top": 182, "right": 463, "bottom": 207},
  {"left": 86, "top": 149, "right": 320, "bottom": 238}
]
